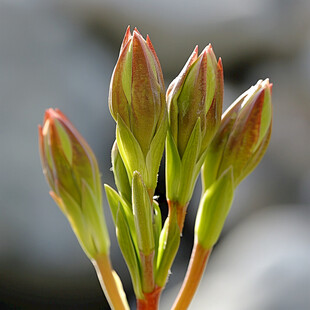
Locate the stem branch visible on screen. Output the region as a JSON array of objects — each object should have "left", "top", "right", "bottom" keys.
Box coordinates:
[{"left": 137, "top": 286, "right": 162, "bottom": 310}]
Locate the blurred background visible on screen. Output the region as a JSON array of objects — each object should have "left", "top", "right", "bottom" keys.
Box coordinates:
[{"left": 1, "top": 0, "right": 310, "bottom": 309}]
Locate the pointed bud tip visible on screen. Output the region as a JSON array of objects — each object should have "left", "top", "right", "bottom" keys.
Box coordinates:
[
  {"left": 133, "top": 27, "right": 142, "bottom": 36},
  {"left": 120, "top": 26, "right": 132, "bottom": 51},
  {"left": 218, "top": 57, "right": 223, "bottom": 67},
  {"left": 194, "top": 45, "right": 199, "bottom": 54}
]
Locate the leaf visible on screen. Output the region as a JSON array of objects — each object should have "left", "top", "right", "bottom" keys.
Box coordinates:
[
  {"left": 116, "top": 115, "right": 147, "bottom": 185},
  {"left": 165, "top": 128, "right": 182, "bottom": 200},
  {"left": 155, "top": 212, "right": 180, "bottom": 287},
  {"left": 81, "top": 179, "right": 110, "bottom": 255},
  {"left": 195, "top": 167, "right": 234, "bottom": 250},
  {"left": 146, "top": 116, "right": 167, "bottom": 190},
  {"left": 132, "top": 171, "right": 154, "bottom": 255},
  {"left": 178, "top": 118, "right": 201, "bottom": 204},
  {"left": 116, "top": 204, "right": 143, "bottom": 299}
]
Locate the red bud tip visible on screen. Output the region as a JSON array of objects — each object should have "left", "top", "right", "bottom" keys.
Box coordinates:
[
  {"left": 194, "top": 45, "right": 199, "bottom": 56},
  {"left": 120, "top": 26, "right": 132, "bottom": 52},
  {"left": 133, "top": 27, "right": 142, "bottom": 37}
]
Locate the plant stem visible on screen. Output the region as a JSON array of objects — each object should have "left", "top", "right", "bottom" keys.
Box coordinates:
[
  {"left": 137, "top": 286, "right": 162, "bottom": 310},
  {"left": 168, "top": 200, "right": 188, "bottom": 233},
  {"left": 140, "top": 250, "right": 155, "bottom": 293},
  {"left": 172, "top": 238, "right": 212, "bottom": 310},
  {"left": 92, "top": 253, "right": 129, "bottom": 310}
]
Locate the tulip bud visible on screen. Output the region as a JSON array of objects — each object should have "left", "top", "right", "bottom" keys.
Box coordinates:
[
  {"left": 202, "top": 79, "right": 273, "bottom": 190},
  {"left": 166, "top": 45, "right": 223, "bottom": 205},
  {"left": 109, "top": 27, "right": 167, "bottom": 193},
  {"left": 38, "top": 108, "right": 110, "bottom": 258}
]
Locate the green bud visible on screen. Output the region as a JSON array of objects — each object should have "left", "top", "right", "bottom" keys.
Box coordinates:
[
  {"left": 110, "top": 27, "right": 168, "bottom": 193},
  {"left": 167, "top": 44, "right": 223, "bottom": 159},
  {"left": 38, "top": 109, "right": 110, "bottom": 258},
  {"left": 195, "top": 168, "right": 234, "bottom": 250},
  {"left": 202, "top": 79, "right": 273, "bottom": 190},
  {"left": 132, "top": 171, "right": 155, "bottom": 256},
  {"left": 166, "top": 45, "right": 223, "bottom": 205}
]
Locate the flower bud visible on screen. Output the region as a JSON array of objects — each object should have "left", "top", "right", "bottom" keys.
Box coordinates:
[
  {"left": 166, "top": 45, "right": 223, "bottom": 205},
  {"left": 109, "top": 27, "right": 167, "bottom": 192},
  {"left": 167, "top": 44, "right": 223, "bottom": 158},
  {"left": 202, "top": 79, "right": 273, "bottom": 190},
  {"left": 38, "top": 108, "right": 110, "bottom": 258}
]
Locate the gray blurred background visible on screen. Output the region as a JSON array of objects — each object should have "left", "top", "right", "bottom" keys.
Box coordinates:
[{"left": 1, "top": 0, "right": 310, "bottom": 309}]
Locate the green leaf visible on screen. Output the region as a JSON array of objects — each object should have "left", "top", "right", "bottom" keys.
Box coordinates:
[
  {"left": 178, "top": 118, "right": 201, "bottom": 205},
  {"left": 155, "top": 212, "right": 180, "bottom": 287},
  {"left": 111, "top": 141, "right": 131, "bottom": 204},
  {"left": 146, "top": 116, "right": 167, "bottom": 190},
  {"left": 152, "top": 200, "right": 162, "bottom": 265},
  {"left": 57, "top": 184, "right": 96, "bottom": 258},
  {"left": 195, "top": 167, "right": 234, "bottom": 250},
  {"left": 132, "top": 171, "right": 155, "bottom": 255},
  {"left": 165, "top": 128, "right": 182, "bottom": 201},
  {"left": 116, "top": 115, "right": 147, "bottom": 185},
  {"left": 116, "top": 204, "right": 143, "bottom": 299},
  {"left": 81, "top": 179, "right": 110, "bottom": 255},
  {"left": 104, "top": 184, "right": 137, "bottom": 242}
]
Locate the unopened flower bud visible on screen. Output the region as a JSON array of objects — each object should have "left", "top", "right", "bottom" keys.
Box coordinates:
[
  {"left": 167, "top": 44, "right": 223, "bottom": 158},
  {"left": 109, "top": 27, "right": 167, "bottom": 193},
  {"left": 202, "top": 79, "right": 273, "bottom": 190},
  {"left": 38, "top": 109, "right": 110, "bottom": 258},
  {"left": 166, "top": 45, "right": 223, "bottom": 205}
]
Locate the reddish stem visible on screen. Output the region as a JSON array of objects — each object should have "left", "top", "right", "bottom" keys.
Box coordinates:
[
  {"left": 167, "top": 200, "right": 188, "bottom": 233},
  {"left": 137, "top": 286, "right": 162, "bottom": 310},
  {"left": 172, "top": 239, "right": 212, "bottom": 310}
]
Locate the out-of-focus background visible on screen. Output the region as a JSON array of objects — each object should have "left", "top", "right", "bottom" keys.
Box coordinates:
[{"left": 1, "top": 0, "right": 310, "bottom": 309}]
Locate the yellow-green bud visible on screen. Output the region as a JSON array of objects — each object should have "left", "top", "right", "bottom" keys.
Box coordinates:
[{"left": 38, "top": 109, "right": 110, "bottom": 258}]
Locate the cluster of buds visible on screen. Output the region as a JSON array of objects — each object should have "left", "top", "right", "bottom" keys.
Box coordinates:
[
  {"left": 38, "top": 26, "right": 273, "bottom": 310},
  {"left": 196, "top": 79, "right": 272, "bottom": 251}
]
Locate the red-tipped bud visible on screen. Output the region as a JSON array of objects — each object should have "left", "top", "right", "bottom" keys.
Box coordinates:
[
  {"left": 109, "top": 27, "right": 166, "bottom": 157},
  {"left": 202, "top": 79, "right": 273, "bottom": 190},
  {"left": 39, "top": 109, "right": 109, "bottom": 258},
  {"left": 167, "top": 44, "right": 223, "bottom": 158}
]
